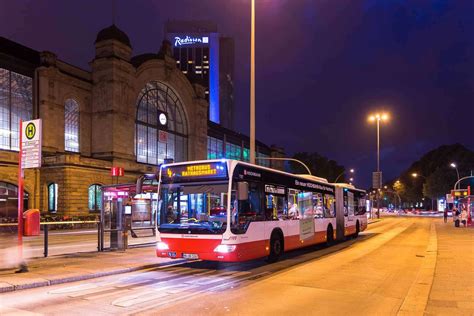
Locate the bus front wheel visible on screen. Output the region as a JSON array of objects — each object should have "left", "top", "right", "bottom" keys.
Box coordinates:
[{"left": 267, "top": 232, "right": 283, "bottom": 263}]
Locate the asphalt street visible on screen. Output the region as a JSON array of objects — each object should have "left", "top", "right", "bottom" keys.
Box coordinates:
[{"left": 0, "top": 217, "right": 471, "bottom": 315}]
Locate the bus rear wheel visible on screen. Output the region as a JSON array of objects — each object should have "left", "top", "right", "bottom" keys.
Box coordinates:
[
  {"left": 267, "top": 233, "right": 283, "bottom": 263},
  {"left": 326, "top": 225, "right": 334, "bottom": 246},
  {"left": 353, "top": 221, "right": 360, "bottom": 239}
]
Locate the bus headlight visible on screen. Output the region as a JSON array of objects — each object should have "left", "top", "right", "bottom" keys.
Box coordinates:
[
  {"left": 156, "top": 241, "right": 169, "bottom": 250},
  {"left": 214, "top": 244, "right": 237, "bottom": 253}
]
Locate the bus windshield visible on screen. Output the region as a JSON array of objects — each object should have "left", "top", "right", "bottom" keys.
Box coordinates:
[{"left": 158, "top": 182, "right": 230, "bottom": 234}]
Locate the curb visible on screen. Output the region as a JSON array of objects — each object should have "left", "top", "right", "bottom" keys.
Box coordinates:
[
  {"left": 397, "top": 222, "right": 437, "bottom": 315},
  {"left": 0, "top": 259, "right": 187, "bottom": 293}
]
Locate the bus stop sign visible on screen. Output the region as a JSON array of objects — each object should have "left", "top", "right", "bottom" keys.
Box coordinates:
[{"left": 21, "top": 119, "right": 42, "bottom": 169}]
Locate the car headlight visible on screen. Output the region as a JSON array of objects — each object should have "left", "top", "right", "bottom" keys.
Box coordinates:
[
  {"left": 214, "top": 244, "right": 237, "bottom": 253},
  {"left": 156, "top": 241, "right": 169, "bottom": 250}
]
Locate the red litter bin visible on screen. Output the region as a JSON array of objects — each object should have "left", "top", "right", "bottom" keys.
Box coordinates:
[{"left": 23, "top": 209, "right": 40, "bottom": 236}]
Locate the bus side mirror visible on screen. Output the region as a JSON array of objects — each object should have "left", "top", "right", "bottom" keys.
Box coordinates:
[{"left": 237, "top": 182, "right": 249, "bottom": 201}]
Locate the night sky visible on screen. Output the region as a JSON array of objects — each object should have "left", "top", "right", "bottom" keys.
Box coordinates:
[{"left": 1, "top": 0, "right": 472, "bottom": 187}]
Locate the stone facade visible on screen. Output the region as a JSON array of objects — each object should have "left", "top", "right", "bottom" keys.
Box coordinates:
[{"left": 0, "top": 25, "right": 208, "bottom": 216}]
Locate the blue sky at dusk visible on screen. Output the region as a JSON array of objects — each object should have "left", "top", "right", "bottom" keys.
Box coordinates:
[{"left": 0, "top": 0, "right": 472, "bottom": 187}]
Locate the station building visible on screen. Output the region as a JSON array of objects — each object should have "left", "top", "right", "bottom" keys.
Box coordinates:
[{"left": 0, "top": 25, "right": 283, "bottom": 217}]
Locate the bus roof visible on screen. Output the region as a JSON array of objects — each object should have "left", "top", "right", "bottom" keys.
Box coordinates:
[{"left": 160, "top": 159, "right": 332, "bottom": 186}]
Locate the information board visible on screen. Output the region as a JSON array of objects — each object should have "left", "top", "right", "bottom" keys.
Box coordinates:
[
  {"left": 21, "top": 119, "right": 42, "bottom": 169},
  {"left": 299, "top": 218, "right": 315, "bottom": 241}
]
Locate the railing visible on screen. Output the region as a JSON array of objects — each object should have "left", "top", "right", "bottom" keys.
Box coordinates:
[
  {"left": 0, "top": 221, "right": 100, "bottom": 257},
  {"left": 1, "top": 219, "right": 155, "bottom": 256}
]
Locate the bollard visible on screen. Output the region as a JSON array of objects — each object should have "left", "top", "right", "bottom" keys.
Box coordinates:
[
  {"left": 97, "top": 222, "right": 101, "bottom": 252},
  {"left": 43, "top": 224, "right": 48, "bottom": 257}
]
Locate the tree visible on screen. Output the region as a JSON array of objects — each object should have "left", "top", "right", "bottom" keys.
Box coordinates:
[
  {"left": 387, "top": 144, "right": 474, "bottom": 204},
  {"left": 290, "top": 152, "right": 346, "bottom": 182},
  {"left": 423, "top": 167, "right": 457, "bottom": 200}
]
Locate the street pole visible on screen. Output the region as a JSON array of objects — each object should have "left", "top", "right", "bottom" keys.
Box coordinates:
[
  {"left": 17, "top": 120, "right": 27, "bottom": 272},
  {"left": 249, "top": 0, "right": 256, "bottom": 164},
  {"left": 377, "top": 118, "right": 380, "bottom": 173},
  {"left": 376, "top": 118, "right": 380, "bottom": 218}
]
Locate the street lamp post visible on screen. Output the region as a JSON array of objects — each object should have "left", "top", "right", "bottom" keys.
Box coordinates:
[
  {"left": 334, "top": 168, "right": 354, "bottom": 183},
  {"left": 450, "top": 163, "right": 460, "bottom": 182},
  {"left": 255, "top": 157, "right": 312, "bottom": 175},
  {"left": 411, "top": 173, "right": 433, "bottom": 210},
  {"left": 249, "top": 0, "right": 256, "bottom": 164},
  {"left": 368, "top": 112, "right": 389, "bottom": 218}
]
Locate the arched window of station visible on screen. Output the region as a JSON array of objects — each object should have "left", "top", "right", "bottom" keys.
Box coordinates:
[
  {"left": 135, "top": 81, "right": 188, "bottom": 165},
  {"left": 64, "top": 98, "right": 80, "bottom": 152},
  {"left": 0, "top": 182, "right": 28, "bottom": 219},
  {"left": 47, "top": 183, "right": 58, "bottom": 213},
  {"left": 88, "top": 184, "right": 102, "bottom": 212},
  {"left": 0, "top": 68, "right": 33, "bottom": 151}
]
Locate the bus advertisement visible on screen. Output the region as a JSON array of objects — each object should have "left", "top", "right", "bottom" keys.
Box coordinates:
[{"left": 155, "top": 159, "right": 367, "bottom": 262}]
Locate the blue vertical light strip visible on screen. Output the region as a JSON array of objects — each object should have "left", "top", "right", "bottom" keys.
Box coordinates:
[{"left": 209, "top": 32, "right": 220, "bottom": 123}]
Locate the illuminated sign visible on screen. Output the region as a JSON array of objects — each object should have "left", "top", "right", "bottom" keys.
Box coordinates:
[
  {"left": 111, "top": 167, "right": 124, "bottom": 177},
  {"left": 174, "top": 36, "right": 209, "bottom": 46},
  {"left": 162, "top": 162, "right": 227, "bottom": 182},
  {"left": 295, "top": 180, "right": 334, "bottom": 193},
  {"left": 265, "top": 185, "right": 285, "bottom": 195}
]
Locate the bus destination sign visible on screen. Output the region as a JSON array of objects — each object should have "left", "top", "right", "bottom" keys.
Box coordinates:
[{"left": 162, "top": 162, "right": 228, "bottom": 182}]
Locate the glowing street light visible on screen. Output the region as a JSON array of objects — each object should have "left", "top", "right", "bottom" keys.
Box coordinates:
[
  {"left": 334, "top": 168, "right": 355, "bottom": 183},
  {"left": 367, "top": 112, "right": 389, "bottom": 173},
  {"left": 368, "top": 112, "right": 389, "bottom": 219},
  {"left": 450, "top": 162, "right": 460, "bottom": 180}
]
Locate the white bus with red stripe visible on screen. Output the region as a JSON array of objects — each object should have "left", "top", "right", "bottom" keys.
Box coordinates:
[{"left": 156, "top": 159, "right": 367, "bottom": 262}]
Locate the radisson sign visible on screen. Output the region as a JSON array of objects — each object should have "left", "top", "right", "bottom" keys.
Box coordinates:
[{"left": 174, "top": 36, "right": 209, "bottom": 47}]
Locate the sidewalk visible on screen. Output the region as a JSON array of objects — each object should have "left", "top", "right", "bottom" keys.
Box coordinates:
[
  {"left": 0, "top": 246, "right": 177, "bottom": 293},
  {"left": 424, "top": 219, "right": 474, "bottom": 315}
]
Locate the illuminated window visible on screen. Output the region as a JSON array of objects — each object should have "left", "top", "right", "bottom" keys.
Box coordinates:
[
  {"left": 0, "top": 68, "right": 32, "bottom": 151},
  {"left": 0, "top": 182, "right": 28, "bottom": 217},
  {"left": 88, "top": 184, "right": 102, "bottom": 212},
  {"left": 64, "top": 99, "right": 80, "bottom": 152},
  {"left": 207, "top": 136, "right": 223, "bottom": 159},
  {"left": 225, "top": 143, "right": 242, "bottom": 160},
  {"left": 135, "top": 81, "right": 188, "bottom": 165},
  {"left": 48, "top": 183, "right": 58, "bottom": 213},
  {"left": 182, "top": 71, "right": 188, "bottom": 74}
]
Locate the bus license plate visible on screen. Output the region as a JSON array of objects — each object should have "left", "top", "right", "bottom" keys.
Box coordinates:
[
  {"left": 183, "top": 253, "right": 199, "bottom": 260},
  {"left": 168, "top": 252, "right": 176, "bottom": 258}
]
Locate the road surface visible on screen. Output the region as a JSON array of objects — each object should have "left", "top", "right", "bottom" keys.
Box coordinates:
[{"left": 0, "top": 217, "right": 471, "bottom": 315}]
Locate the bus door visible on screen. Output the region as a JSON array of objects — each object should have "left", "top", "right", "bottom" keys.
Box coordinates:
[
  {"left": 335, "top": 187, "right": 345, "bottom": 241},
  {"left": 345, "top": 190, "right": 355, "bottom": 234},
  {"left": 264, "top": 185, "right": 287, "bottom": 237}
]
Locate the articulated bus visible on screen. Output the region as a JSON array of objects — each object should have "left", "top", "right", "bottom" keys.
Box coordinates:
[{"left": 156, "top": 159, "right": 367, "bottom": 262}]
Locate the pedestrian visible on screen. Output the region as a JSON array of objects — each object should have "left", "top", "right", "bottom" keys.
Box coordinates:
[
  {"left": 443, "top": 208, "right": 448, "bottom": 223},
  {"left": 453, "top": 207, "right": 460, "bottom": 227},
  {"left": 461, "top": 207, "right": 468, "bottom": 227}
]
